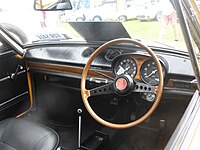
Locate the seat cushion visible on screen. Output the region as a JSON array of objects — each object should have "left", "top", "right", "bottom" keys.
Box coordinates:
[{"left": 0, "top": 118, "right": 59, "bottom": 150}]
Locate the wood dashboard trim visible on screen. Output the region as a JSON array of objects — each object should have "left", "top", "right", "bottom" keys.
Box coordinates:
[
  {"left": 27, "top": 62, "right": 115, "bottom": 78},
  {"left": 130, "top": 55, "right": 149, "bottom": 80},
  {"left": 27, "top": 61, "right": 196, "bottom": 91}
]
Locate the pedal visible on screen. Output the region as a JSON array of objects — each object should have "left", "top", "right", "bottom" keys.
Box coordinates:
[
  {"left": 81, "top": 131, "right": 109, "bottom": 150},
  {"left": 159, "top": 119, "right": 165, "bottom": 129}
]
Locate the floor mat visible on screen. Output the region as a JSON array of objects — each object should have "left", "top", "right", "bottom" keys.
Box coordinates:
[
  {"left": 102, "top": 126, "right": 167, "bottom": 150},
  {"left": 22, "top": 110, "right": 169, "bottom": 150},
  {"left": 50, "top": 121, "right": 102, "bottom": 149}
]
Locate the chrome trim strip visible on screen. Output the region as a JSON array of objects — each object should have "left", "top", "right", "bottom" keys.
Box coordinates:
[
  {"left": 0, "top": 50, "right": 14, "bottom": 57},
  {"left": 17, "top": 70, "right": 26, "bottom": 75},
  {"left": 0, "top": 30, "right": 25, "bottom": 55},
  {"left": 0, "top": 76, "right": 10, "bottom": 82},
  {"left": 0, "top": 91, "right": 28, "bottom": 107},
  {"left": 0, "top": 70, "right": 26, "bottom": 82}
]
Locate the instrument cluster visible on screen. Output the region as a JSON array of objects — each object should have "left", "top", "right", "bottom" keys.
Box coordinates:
[{"left": 113, "top": 55, "right": 166, "bottom": 86}]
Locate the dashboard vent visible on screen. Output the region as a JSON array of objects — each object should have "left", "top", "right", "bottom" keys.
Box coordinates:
[
  {"left": 82, "top": 48, "right": 95, "bottom": 57},
  {"left": 105, "top": 49, "right": 121, "bottom": 61}
]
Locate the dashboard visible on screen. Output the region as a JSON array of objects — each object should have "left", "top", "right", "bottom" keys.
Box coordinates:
[
  {"left": 24, "top": 44, "right": 196, "bottom": 97},
  {"left": 20, "top": 42, "right": 198, "bottom": 132}
]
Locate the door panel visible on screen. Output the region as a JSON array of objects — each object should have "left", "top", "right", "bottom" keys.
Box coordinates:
[{"left": 0, "top": 49, "right": 29, "bottom": 120}]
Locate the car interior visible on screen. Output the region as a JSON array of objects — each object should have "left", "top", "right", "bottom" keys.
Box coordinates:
[{"left": 0, "top": 0, "right": 198, "bottom": 150}]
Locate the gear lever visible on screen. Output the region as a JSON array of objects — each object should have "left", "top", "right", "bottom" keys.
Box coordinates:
[{"left": 77, "top": 108, "right": 82, "bottom": 149}]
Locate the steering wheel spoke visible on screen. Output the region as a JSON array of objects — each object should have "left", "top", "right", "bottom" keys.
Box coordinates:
[
  {"left": 90, "top": 82, "right": 114, "bottom": 97},
  {"left": 82, "top": 89, "right": 91, "bottom": 99},
  {"left": 134, "top": 81, "right": 157, "bottom": 93}
]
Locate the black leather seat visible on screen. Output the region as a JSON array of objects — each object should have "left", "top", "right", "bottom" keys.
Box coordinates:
[{"left": 0, "top": 118, "right": 59, "bottom": 150}]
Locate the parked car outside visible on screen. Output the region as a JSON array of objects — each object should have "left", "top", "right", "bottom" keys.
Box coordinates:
[
  {"left": 59, "top": 3, "right": 117, "bottom": 22},
  {"left": 83, "top": 3, "right": 117, "bottom": 21},
  {"left": 59, "top": 9, "right": 86, "bottom": 22},
  {"left": 136, "top": 0, "right": 162, "bottom": 21},
  {"left": 117, "top": 0, "right": 140, "bottom": 22}
]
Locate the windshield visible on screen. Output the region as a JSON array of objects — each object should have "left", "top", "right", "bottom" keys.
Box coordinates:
[{"left": 0, "top": 0, "right": 195, "bottom": 51}]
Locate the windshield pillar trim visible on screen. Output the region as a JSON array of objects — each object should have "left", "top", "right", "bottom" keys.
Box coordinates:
[
  {"left": 0, "top": 25, "right": 24, "bottom": 56},
  {"left": 175, "top": 0, "right": 200, "bottom": 91}
]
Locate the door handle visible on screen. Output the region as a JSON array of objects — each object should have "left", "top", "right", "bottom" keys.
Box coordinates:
[
  {"left": 10, "top": 65, "right": 25, "bottom": 80},
  {"left": 0, "top": 65, "right": 26, "bottom": 82}
]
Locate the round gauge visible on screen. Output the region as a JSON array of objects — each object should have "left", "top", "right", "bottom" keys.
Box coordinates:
[
  {"left": 140, "top": 59, "right": 163, "bottom": 85},
  {"left": 114, "top": 57, "right": 137, "bottom": 77}
]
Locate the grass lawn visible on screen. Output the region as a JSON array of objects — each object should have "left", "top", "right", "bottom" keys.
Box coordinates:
[
  {"left": 123, "top": 20, "right": 187, "bottom": 51},
  {"left": 123, "top": 20, "right": 180, "bottom": 40},
  {"left": 123, "top": 20, "right": 162, "bottom": 39}
]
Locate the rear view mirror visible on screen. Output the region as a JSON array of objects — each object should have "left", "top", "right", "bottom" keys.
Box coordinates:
[{"left": 34, "top": 0, "right": 72, "bottom": 11}]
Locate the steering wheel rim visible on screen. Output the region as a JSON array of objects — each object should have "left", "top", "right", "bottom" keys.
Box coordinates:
[{"left": 81, "top": 38, "right": 164, "bottom": 129}]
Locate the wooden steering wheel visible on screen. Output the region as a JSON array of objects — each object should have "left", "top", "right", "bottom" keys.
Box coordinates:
[{"left": 81, "top": 38, "right": 164, "bottom": 129}]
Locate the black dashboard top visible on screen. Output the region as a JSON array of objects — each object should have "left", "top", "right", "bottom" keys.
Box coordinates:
[{"left": 24, "top": 45, "right": 194, "bottom": 77}]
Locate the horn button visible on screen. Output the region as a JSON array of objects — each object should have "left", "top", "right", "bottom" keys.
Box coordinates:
[
  {"left": 116, "top": 78, "right": 127, "bottom": 91},
  {"left": 114, "top": 75, "right": 135, "bottom": 95}
]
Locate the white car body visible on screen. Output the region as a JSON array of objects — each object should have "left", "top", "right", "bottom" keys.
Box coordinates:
[{"left": 135, "top": 0, "right": 162, "bottom": 21}]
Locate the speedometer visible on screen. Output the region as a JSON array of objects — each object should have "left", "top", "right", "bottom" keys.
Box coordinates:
[
  {"left": 140, "top": 59, "right": 162, "bottom": 85},
  {"left": 114, "top": 57, "right": 137, "bottom": 77}
]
